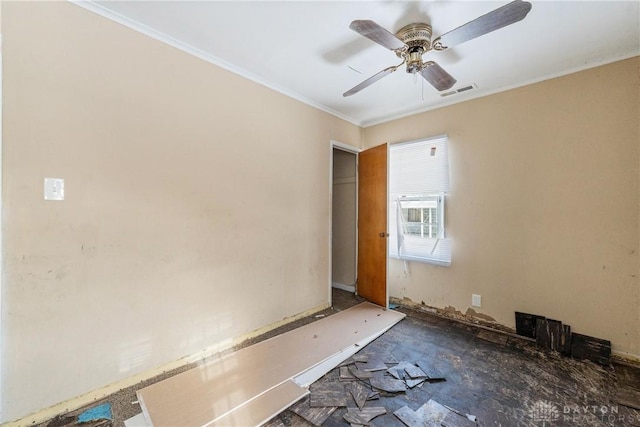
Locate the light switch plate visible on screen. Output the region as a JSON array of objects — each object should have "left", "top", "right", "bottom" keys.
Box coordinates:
[
  {"left": 44, "top": 178, "right": 64, "bottom": 201},
  {"left": 472, "top": 294, "right": 481, "bottom": 308}
]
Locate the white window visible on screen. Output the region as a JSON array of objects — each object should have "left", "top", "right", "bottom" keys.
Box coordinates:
[{"left": 389, "top": 135, "right": 451, "bottom": 266}]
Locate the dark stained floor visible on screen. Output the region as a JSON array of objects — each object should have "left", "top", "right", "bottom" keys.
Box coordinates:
[
  {"left": 270, "top": 289, "right": 640, "bottom": 427},
  {"left": 41, "top": 288, "right": 639, "bottom": 427}
]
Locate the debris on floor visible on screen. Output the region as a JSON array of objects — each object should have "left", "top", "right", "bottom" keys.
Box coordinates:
[
  {"left": 387, "top": 361, "right": 426, "bottom": 380},
  {"left": 369, "top": 373, "right": 407, "bottom": 393},
  {"left": 394, "top": 400, "right": 449, "bottom": 426},
  {"left": 310, "top": 381, "right": 349, "bottom": 408},
  {"left": 348, "top": 366, "right": 373, "bottom": 380},
  {"left": 394, "top": 399, "right": 477, "bottom": 427},
  {"left": 514, "top": 311, "right": 612, "bottom": 366},
  {"left": 343, "top": 407, "right": 386, "bottom": 425},
  {"left": 290, "top": 396, "right": 336, "bottom": 425},
  {"left": 339, "top": 366, "right": 356, "bottom": 381},
  {"left": 348, "top": 381, "right": 369, "bottom": 409},
  {"left": 515, "top": 311, "right": 545, "bottom": 339},
  {"left": 45, "top": 402, "right": 113, "bottom": 427},
  {"left": 536, "top": 318, "right": 562, "bottom": 351},
  {"left": 441, "top": 409, "right": 478, "bottom": 427},
  {"left": 77, "top": 403, "right": 112, "bottom": 424},
  {"left": 571, "top": 332, "right": 611, "bottom": 366},
  {"left": 271, "top": 350, "right": 454, "bottom": 427},
  {"left": 355, "top": 355, "right": 388, "bottom": 372},
  {"left": 415, "top": 360, "right": 446, "bottom": 382},
  {"left": 37, "top": 290, "right": 640, "bottom": 427}
]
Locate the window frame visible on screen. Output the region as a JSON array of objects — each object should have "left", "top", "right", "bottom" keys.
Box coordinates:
[{"left": 388, "top": 135, "right": 451, "bottom": 267}]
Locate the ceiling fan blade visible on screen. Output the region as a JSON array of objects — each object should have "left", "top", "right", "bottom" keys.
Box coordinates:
[
  {"left": 433, "top": 0, "right": 532, "bottom": 49},
  {"left": 343, "top": 64, "right": 402, "bottom": 97},
  {"left": 349, "top": 20, "right": 406, "bottom": 51},
  {"left": 420, "top": 62, "right": 457, "bottom": 91}
]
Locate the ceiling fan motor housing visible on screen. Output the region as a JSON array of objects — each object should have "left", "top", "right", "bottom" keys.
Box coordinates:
[{"left": 395, "top": 23, "right": 433, "bottom": 73}]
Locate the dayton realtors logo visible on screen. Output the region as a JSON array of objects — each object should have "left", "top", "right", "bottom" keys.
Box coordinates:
[
  {"left": 528, "top": 401, "right": 638, "bottom": 425},
  {"left": 528, "top": 400, "right": 560, "bottom": 425},
  {"left": 562, "top": 404, "right": 629, "bottom": 424}
]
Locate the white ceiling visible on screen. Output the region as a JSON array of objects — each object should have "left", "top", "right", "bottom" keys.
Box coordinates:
[{"left": 77, "top": 1, "right": 640, "bottom": 127}]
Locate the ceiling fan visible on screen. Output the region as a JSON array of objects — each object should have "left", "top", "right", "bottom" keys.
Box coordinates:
[{"left": 343, "top": 0, "right": 532, "bottom": 97}]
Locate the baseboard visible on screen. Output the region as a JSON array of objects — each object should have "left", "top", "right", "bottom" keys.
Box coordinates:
[
  {"left": 2, "top": 302, "right": 330, "bottom": 426},
  {"left": 332, "top": 281, "right": 355, "bottom": 293},
  {"left": 612, "top": 350, "right": 640, "bottom": 364},
  {"left": 391, "top": 297, "right": 640, "bottom": 365}
]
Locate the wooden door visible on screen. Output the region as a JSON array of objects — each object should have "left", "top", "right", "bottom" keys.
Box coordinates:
[{"left": 357, "top": 144, "right": 388, "bottom": 307}]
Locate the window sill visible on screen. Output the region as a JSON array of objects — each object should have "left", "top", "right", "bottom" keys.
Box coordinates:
[{"left": 390, "top": 254, "right": 451, "bottom": 267}]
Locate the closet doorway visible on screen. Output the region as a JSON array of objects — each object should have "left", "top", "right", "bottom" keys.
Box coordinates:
[{"left": 331, "top": 145, "right": 358, "bottom": 295}]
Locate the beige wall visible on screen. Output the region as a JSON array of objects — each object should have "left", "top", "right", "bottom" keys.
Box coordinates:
[
  {"left": 332, "top": 149, "right": 357, "bottom": 287},
  {"left": 364, "top": 57, "right": 640, "bottom": 358},
  {"left": 1, "top": 2, "right": 361, "bottom": 421},
  {"left": 2, "top": 0, "right": 638, "bottom": 422}
]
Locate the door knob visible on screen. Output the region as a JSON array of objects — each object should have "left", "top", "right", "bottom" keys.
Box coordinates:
[{"left": 379, "top": 232, "right": 389, "bottom": 238}]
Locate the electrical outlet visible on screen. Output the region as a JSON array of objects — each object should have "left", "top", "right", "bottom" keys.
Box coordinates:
[{"left": 472, "top": 294, "right": 481, "bottom": 308}]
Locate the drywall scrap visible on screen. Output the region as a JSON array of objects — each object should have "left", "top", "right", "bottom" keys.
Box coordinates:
[{"left": 136, "top": 302, "right": 405, "bottom": 426}]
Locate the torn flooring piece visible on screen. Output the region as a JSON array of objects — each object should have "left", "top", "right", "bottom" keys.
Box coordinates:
[
  {"left": 349, "top": 381, "right": 370, "bottom": 410},
  {"left": 441, "top": 410, "right": 478, "bottom": 427},
  {"left": 394, "top": 400, "right": 450, "bottom": 427},
  {"left": 309, "top": 381, "right": 348, "bottom": 408},
  {"left": 349, "top": 366, "right": 373, "bottom": 380},
  {"left": 415, "top": 360, "right": 446, "bottom": 382},
  {"left": 354, "top": 353, "right": 389, "bottom": 372},
  {"left": 340, "top": 366, "right": 357, "bottom": 381},
  {"left": 289, "top": 395, "right": 337, "bottom": 426},
  {"left": 343, "top": 407, "right": 387, "bottom": 425},
  {"left": 387, "top": 361, "right": 427, "bottom": 380},
  {"left": 339, "top": 354, "right": 369, "bottom": 367},
  {"left": 369, "top": 373, "right": 407, "bottom": 393},
  {"left": 405, "top": 378, "right": 426, "bottom": 389}
]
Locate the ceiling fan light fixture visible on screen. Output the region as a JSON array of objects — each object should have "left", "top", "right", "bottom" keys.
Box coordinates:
[{"left": 406, "top": 51, "right": 424, "bottom": 74}]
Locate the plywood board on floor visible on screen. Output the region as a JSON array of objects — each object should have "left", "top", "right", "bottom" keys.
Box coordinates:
[{"left": 137, "top": 303, "right": 404, "bottom": 426}]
